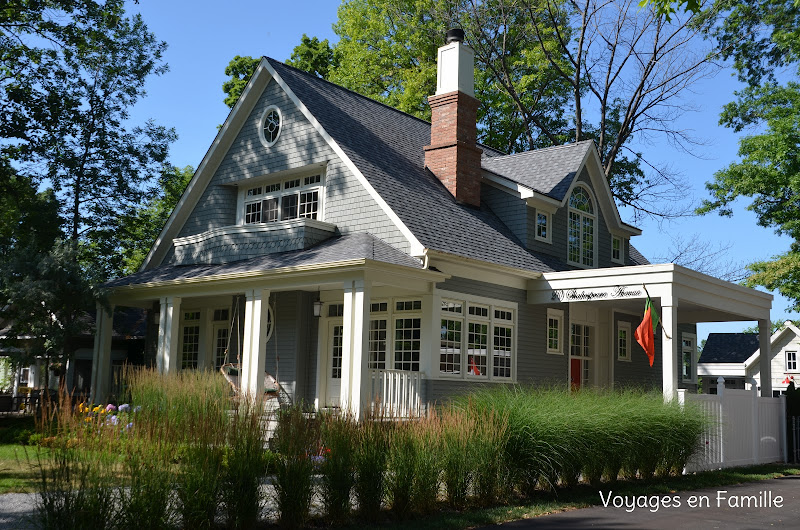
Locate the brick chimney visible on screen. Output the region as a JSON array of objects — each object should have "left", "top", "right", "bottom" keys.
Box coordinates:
[{"left": 424, "top": 29, "right": 482, "bottom": 207}]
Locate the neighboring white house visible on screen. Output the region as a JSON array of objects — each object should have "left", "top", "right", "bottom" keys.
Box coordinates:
[
  {"left": 90, "top": 32, "right": 775, "bottom": 415},
  {"left": 699, "top": 321, "right": 800, "bottom": 396}
]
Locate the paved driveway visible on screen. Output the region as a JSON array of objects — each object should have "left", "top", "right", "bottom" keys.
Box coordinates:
[{"left": 483, "top": 475, "right": 800, "bottom": 529}]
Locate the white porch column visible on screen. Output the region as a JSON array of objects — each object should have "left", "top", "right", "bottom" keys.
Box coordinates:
[
  {"left": 90, "top": 302, "right": 114, "bottom": 403},
  {"left": 156, "top": 296, "right": 181, "bottom": 374},
  {"left": 759, "top": 318, "right": 772, "bottom": 397},
  {"left": 661, "top": 300, "right": 678, "bottom": 402},
  {"left": 241, "top": 289, "right": 270, "bottom": 398},
  {"left": 341, "top": 279, "right": 370, "bottom": 417}
]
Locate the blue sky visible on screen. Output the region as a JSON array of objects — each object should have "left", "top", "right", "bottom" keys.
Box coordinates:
[{"left": 123, "top": 1, "right": 798, "bottom": 341}]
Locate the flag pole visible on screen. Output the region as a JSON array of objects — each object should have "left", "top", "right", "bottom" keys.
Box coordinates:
[{"left": 642, "top": 284, "right": 671, "bottom": 339}]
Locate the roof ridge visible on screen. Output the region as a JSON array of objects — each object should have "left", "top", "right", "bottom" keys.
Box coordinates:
[
  {"left": 266, "top": 57, "right": 434, "bottom": 127},
  {"left": 483, "top": 140, "right": 593, "bottom": 162},
  {"left": 267, "top": 57, "right": 506, "bottom": 157}
]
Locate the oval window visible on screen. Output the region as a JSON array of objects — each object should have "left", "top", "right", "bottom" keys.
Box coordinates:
[{"left": 259, "top": 105, "right": 282, "bottom": 147}]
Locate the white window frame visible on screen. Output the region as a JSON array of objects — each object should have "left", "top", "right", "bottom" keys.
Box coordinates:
[
  {"left": 567, "top": 184, "right": 597, "bottom": 268},
  {"left": 238, "top": 171, "right": 324, "bottom": 226},
  {"left": 681, "top": 333, "right": 697, "bottom": 383},
  {"left": 436, "top": 290, "right": 517, "bottom": 382},
  {"left": 611, "top": 236, "right": 624, "bottom": 264},
  {"left": 787, "top": 351, "right": 798, "bottom": 372},
  {"left": 258, "top": 104, "right": 282, "bottom": 147},
  {"left": 535, "top": 210, "right": 551, "bottom": 243},
  {"left": 546, "top": 308, "right": 563, "bottom": 354},
  {"left": 617, "top": 321, "right": 631, "bottom": 361},
  {"left": 352, "top": 298, "right": 424, "bottom": 373},
  {"left": 393, "top": 298, "right": 423, "bottom": 372}
]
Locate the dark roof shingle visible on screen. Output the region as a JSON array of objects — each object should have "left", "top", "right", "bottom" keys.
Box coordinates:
[
  {"left": 106, "top": 233, "right": 422, "bottom": 288},
  {"left": 481, "top": 141, "right": 594, "bottom": 200},
  {"left": 699, "top": 333, "right": 760, "bottom": 363},
  {"left": 269, "top": 59, "right": 561, "bottom": 273}
]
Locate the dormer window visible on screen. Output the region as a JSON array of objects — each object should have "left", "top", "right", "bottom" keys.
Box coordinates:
[
  {"left": 568, "top": 186, "right": 596, "bottom": 267},
  {"left": 241, "top": 173, "right": 323, "bottom": 225}
]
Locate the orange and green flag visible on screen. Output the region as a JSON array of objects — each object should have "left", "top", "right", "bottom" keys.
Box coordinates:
[{"left": 634, "top": 296, "right": 659, "bottom": 367}]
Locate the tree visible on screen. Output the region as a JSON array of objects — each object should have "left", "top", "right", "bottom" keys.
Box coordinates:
[
  {"left": 697, "top": 0, "right": 800, "bottom": 309},
  {"left": 2, "top": 0, "right": 175, "bottom": 278},
  {"left": 222, "top": 55, "right": 261, "bottom": 109},
  {"left": 452, "top": 0, "right": 720, "bottom": 220},
  {"left": 652, "top": 233, "right": 746, "bottom": 281},
  {"left": 117, "top": 165, "right": 194, "bottom": 275},
  {"left": 287, "top": 34, "right": 335, "bottom": 79},
  {"left": 0, "top": 241, "right": 98, "bottom": 387}
]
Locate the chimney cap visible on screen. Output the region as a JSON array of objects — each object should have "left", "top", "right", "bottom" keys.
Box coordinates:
[{"left": 445, "top": 28, "right": 465, "bottom": 44}]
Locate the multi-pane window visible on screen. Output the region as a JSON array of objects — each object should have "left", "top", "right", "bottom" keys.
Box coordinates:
[
  {"left": 787, "top": 351, "right": 797, "bottom": 372},
  {"left": 181, "top": 313, "right": 200, "bottom": 370},
  {"left": 493, "top": 326, "right": 512, "bottom": 377},
  {"left": 468, "top": 322, "right": 488, "bottom": 376},
  {"left": 328, "top": 303, "right": 344, "bottom": 317},
  {"left": 547, "top": 309, "right": 563, "bottom": 354},
  {"left": 242, "top": 174, "right": 322, "bottom": 224},
  {"left": 617, "top": 322, "right": 630, "bottom": 360},
  {"left": 612, "top": 236, "right": 623, "bottom": 263},
  {"left": 368, "top": 319, "right": 387, "bottom": 370},
  {"left": 536, "top": 212, "right": 549, "bottom": 241},
  {"left": 214, "top": 328, "right": 229, "bottom": 370},
  {"left": 570, "top": 323, "right": 591, "bottom": 386},
  {"left": 394, "top": 318, "right": 421, "bottom": 371},
  {"left": 438, "top": 296, "right": 515, "bottom": 380},
  {"left": 261, "top": 106, "right": 281, "bottom": 145},
  {"left": 568, "top": 186, "right": 595, "bottom": 267},
  {"left": 440, "top": 319, "right": 462, "bottom": 374},
  {"left": 681, "top": 336, "right": 696, "bottom": 381},
  {"left": 331, "top": 325, "right": 344, "bottom": 378}
]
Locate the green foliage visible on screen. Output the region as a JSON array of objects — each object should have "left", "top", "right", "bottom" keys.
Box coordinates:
[
  {"left": 222, "top": 400, "right": 268, "bottom": 529},
  {"left": 0, "top": 241, "right": 98, "bottom": 370},
  {"left": 116, "top": 165, "right": 194, "bottom": 275},
  {"left": 287, "top": 34, "right": 335, "bottom": 79},
  {"left": 639, "top": 0, "right": 701, "bottom": 22},
  {"left": 1, "top": 0, "right": 176, "bottom": 279},
  {"left": 271, "top": 405, "right": 319, "bottom": 529},
  {"left": 353, "top": 416, "right": 389, "bottom": 520},
  {"left": 222, "top": 55, "right": 261, "bottom": 109},
  {"left": 319, "top": 413, "right": 357, "bottom": 524}
]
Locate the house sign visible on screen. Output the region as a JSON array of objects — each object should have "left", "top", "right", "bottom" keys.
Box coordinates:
[{"left": 550, "top": 286, "right": 642, "bottom": 302}]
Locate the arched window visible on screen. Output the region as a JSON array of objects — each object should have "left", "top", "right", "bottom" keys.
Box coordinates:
[{"left": 568, "top": 186, "right": 595, "bottom": 267}]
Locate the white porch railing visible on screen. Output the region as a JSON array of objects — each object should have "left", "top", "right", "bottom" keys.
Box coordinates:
[
  {"left": 368, "top": 369, "right": 425, "bottom": 418},
  {"left": 683, "top": 377, "right": 786, "bottom": 472}
]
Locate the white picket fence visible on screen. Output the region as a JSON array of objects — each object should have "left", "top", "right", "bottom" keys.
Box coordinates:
[{"left": 683, "top": 377, "right": 786, "bottom": 472}]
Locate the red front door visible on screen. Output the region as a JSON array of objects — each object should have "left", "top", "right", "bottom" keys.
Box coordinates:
[{"left": 570, "top": 358, "right": 582, "bottom": 389}]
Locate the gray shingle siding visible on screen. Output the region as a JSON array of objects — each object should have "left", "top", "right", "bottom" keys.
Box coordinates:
[
  {"left": 163, "top": 79, "right": 409, "bottom": 266},
  {"left": 482, "top": 184, "right": 526, "bottom": 244},
  {"left": 171, "top": 223, "right": 335, "bottom": 265},
  {"left": 426, "top": 277, "right": 568, "bottom": 405}
]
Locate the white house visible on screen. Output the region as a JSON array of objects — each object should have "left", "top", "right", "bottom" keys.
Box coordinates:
[
  {"left": 699, "top": 321, "right": 800, "bottom": 396},
  {"left": 90, "top": 31, "right": 774, "bottom": 415}
]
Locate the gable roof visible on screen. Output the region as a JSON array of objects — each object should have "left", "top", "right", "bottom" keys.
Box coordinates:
[
  {"left": 268, "top": 59, "right": 563, "bottom": 273},
  {"left": 699, "top": 333, "right": 761, "bottom": 363},
  {"left": 106, "top": 233, "right": 424, "bottom": 288},
  {"left": 481, "top": 141, "right": 594, "bottom": 200},
  {"left": 743, "top": 321, "right": 800, "bottom": 370}
]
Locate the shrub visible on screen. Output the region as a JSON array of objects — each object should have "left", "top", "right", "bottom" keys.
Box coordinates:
[
  {"left": 271, "top": 405, "right": 319, "bottom": 529},
  {"left": 386, "top": 422, "right": 416, "bottom": 517},
  {"left": 222, "top": 400, "right": 268, "bottom": 529},
  {"left": 353, "top": 416, "right": 389, "bottom": 520},
  {"left": 410, "top": 415, "right": 441, "bottom": 515},
  {"left": 319, "top": 412, "right": 357, "bottom": 524}
]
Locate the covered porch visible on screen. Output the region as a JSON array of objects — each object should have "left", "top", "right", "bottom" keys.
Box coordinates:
[
  {"left": 528, "top": 264, "right": 774, "bottom": 399},
  {"left": 91, "top": 239, "right": 446, "bottom": 417}
]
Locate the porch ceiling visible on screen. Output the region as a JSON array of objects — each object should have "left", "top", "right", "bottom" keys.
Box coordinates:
[{"left": 527, "top": 263, "right": 772, "bottom": 324}]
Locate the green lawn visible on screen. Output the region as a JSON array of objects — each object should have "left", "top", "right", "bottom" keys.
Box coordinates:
[{"left": 0, "top": 415, "right": 46, "bottom": 494}]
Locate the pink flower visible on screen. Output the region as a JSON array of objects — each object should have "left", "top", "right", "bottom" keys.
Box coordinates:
[{"left": 105, "top": 404, "right": 117, "bottom": 412}]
